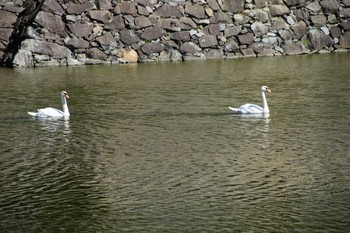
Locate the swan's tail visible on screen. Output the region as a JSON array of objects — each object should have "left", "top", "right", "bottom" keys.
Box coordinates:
[{"left": 27, "top": 112, "right": 37, "bottom": 117}]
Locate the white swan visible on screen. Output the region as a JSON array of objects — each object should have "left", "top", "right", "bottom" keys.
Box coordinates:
[
  {"left": 28, "top": 91, "right": 70, "bottom": 118},
  {"left": 229, "top": 86, "right": 271, "bottom": 114}
]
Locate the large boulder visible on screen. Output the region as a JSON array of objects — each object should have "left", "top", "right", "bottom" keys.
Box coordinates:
[
  {"left": 320, "top": 0, "right": 339, "bottom": 13},
  {"left": 66, "top": 2, "right": 96, "bottom": 14},
  {"left": 180, "top": 42, "right": 202, "bottom": 54},
  {"left": 170, "top": 31, "right": 191, "bottom": 42},
  {"left": 88, "top": 10, "right": 111, "bottom": 23},
  {"left": 292, "top": 21, "right": 307, "bottom": 39},
  {"left": 307, "top": 29, "right": 332, "bottom": 50},
  {"left": 339, "top": 31, "right": 350, "bottom": 48},
  {"left": 281, "top": 41, "right": 307, "bottom": 55},
  {"left": 105, "top": 15, "right": 125, "bottom": 30},
  {"left": 120, "top": 29, "right": 140, "bottom": 45},
  {"left": 238, "top": 33, "right": 254, "bottom": 45},
  {"left": 251, "top": 22, "right": 268, "bottom": 36},
  {"left": 0, "top": 10, "right": 17, "bottom": 27},
  {"left": 114, "top": 2, "right": 137, "bottom": 15},
  {"left": 155, "top": 5, "right": 182, "bottom": 18},
  {"left": 222, "top": 0, "right": 244, "bottom": 13},
  {"left": 66, "top": 38, "right": 90, "bottom": 49},
  {"left": 199, "top": 35, "right": 218, "bottom": 48},
  {"left": 68, "top": 23, "right": 93, "bottom": 37},
  {"left": 42, "top": 0, "right": 65, "bottom": 15},
  {"left": 270, "top": 5, "right": 290, "bottom": 16},
  {"left": 141, "top": 42, "right": 164, "bottom": 55},
  {"left": 141, "top": 26, "right": 163, "bottom": 40},
  {"left": 35, "top": 11, "right": 67, "bottom": 37},
  {"left": 20, "top": 39, "right": 71, "bottom": 58},
  {"left": 185, "top": 3, "right": 206, "bottom": 19}
]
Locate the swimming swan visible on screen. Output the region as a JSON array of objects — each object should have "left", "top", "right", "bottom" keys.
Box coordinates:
[
  {"left": 229, "top": 86, "right": 271, "bottom": 114},
  {"left": 28, "top": 91, "right": 70, "bottom": 118}
]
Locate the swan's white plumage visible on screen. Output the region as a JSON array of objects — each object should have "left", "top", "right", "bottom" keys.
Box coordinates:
[
  {"left": 28, "top": 91, "right": 70, "bottom": 118},
  {"left": 229, "top": 86, "right": 271, "bottom": 114}
]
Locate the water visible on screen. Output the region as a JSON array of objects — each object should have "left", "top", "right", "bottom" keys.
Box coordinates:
[{"left": 1, "top": 53, "right": 350, "bottom": 232}]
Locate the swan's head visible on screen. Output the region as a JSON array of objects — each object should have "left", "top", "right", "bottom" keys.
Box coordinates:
[
  {"left": 261, "top": 86, "right": 271, "bottom": 93},
  {"left": 61, "top": 91, "right": 69, "bottom": 99}
]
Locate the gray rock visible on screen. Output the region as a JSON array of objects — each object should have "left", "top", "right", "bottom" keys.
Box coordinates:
[
  {"left": 281, "top": 40, "right": 307, "bottom": 55},
  {"left": 114, "top": 2, "right": 137, "bottom": 15},
  {"left": 251, "top": 22, "right": 268, "bottom": 36},
  {"left": 292, "top": 21, "right": 307, "bottom": 39},
  {"left": 330, "top": 26, "right": 341, "bottom": 37},
  {"left": 339, "top": 8, "right": 350, "bottom": 18},
  {"left": 66, "top": 38, "right": 90, "bottom": 49},
  {"left": 320, "top": 0, "right": 339, "bottom": 13},
  {"left": 170, "top": 49, "right": 183, "bottom": 61},
  {"left": 241, "top": 48, "right": 256, "bottom": 57},
  {"left": 205, "top": 49, "right": 224, "bottom": 59},
  {"left": 254, "top": 9, "right": 270, "bottom": 23},
  {"left": 137, "top": 5, "right": 149, "bottom": 16},
  {"left": 96, "top": 32, "right": 118, "bottom": 49},
  {"left": 155, "top": 4, "right": 182, "bottom": 18},
  {"left": 0, "top": 28, "right": 13, "bottom": 42},
  {"left": 237, "top": 33, "right": 254, "bottom": 45},
  {"left": 271, "top": 17, "right": 289, "bottom": 30},
  {"left": 339, "top": 31, "right": 350, "bottom": 48},
  {"left": 224, "top": 25, "right": 241, "bottom": 37},
  {"left": 307, "top": 29, "right": 332, "bottom": 50},
  {"left": 224, "top": 40, "right": 239, "bottom": 52},
  {"left": 179, "top": 17, "right": 197, "bottom": 30},
  {"left": 87, "top": 48, "right": 107, "bottom": 59},
  {"left": 66, "top": 2, "right": 96, "bottom": 14},
  {"left": 141, "top": 42, "right": 164, "bottom": 54},
  {"left": 105, "top": 15, "right": 125, "bottom": 30},
  {"left": 21, "top": 39, "right": 71, "bottom": 58},
  {"left": 180, "top": 42, "right": 202, "bottom": 54},
  {"left": 270, "top": 5, "right": 290, "bottom": 16},
  {"left": 170, "top": 31, "right": 191, "bottom": 42},
  {"left": 43, "top": 0, "right": 65, "bottom": 16},
  {"left": 88, "top": 10, "right": 111, "bottom": 23},
  {"left": 120, "top": 29, "right": 140, "bottom": 45},
  {"left": 343, "top": 0, "right": 350, "bottom": 6},
  {"left": 141, "top": 26, "right": 163, "bottom": 40},
  {"left": 207, "top": 0, "right": 220, "bottom": 11},
  {"left": 212, "top": 11, "right": 233, "bottom": 23},
  {"left": 35, "top": 11, "right": 67, "bottom": 37},
  {"left": 279, "top": 29, "right": 293, "bottom": 40},
  {"left": 306, "top": 1, "right": 322, "bottom": 13},
  {"left": 160, "top": 18, "right": 181, "bottom": 31},
  {"left": 185, "top": 2, "right": 206, "bottom": 19},
  {"left": 135, "top": 16, "right": 152, "bottom": 28},
  {"left": 222, "top": 0, "right": 244, "bottom": 14},
  {"left": 199, "top": 35, "right": 218, "bottom": 48},
  {"left": 97, "top": 0, "right": 112, "bottom": 10},
  {"left": 207, "top": 24, "right": 221, "bottom": 36},
  {"left": 311, "top": 15, "right": 327, "bottom": 27},
  {"left": 340, "top": 20, "right": 350, "bottom": 30},
  {"left": 13, "top": 50, "right": 34, "bottom": 67},
  {"left": 284, "top": 0, "right": 304, "bottom": 7},
  {"left": 68, "top": 23, "right": 93, "bottom": 37}
]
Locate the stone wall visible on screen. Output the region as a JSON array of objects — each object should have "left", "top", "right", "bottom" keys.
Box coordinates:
[{"left": 0, "top": 0, "right": 349, "bottom": 67}]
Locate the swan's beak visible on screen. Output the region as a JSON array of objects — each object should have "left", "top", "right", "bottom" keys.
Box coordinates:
[
  {"left": 267, "top": 88, "right": 271, "bottom": 93},
  {"left": 65, "top": 93, "right": 70, "bottom": 98}
]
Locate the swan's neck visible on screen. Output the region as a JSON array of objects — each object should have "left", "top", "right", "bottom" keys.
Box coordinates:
[
  {"left": 61, "top": 95, "right": 70, "bottom": 117},
  {"left": 261, "top": 91, "right": 269, "bottom": 113}
]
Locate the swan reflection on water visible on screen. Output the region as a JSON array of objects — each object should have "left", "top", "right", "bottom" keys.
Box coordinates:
[
  {"left": 31, "top": 117, "right": 71, "bottom": 144},
  {"left": 232, "top": 113, "right": 271, "bottom": 150}
]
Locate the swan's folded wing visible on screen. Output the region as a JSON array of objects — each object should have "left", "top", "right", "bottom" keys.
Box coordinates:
[{"left": 36, "top": 107, "right": 64, "bottom": 117}]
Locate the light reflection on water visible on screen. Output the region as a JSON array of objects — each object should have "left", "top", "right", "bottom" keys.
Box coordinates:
[{"left": 0, "top": 53, "right": 350, "bottom": 232}]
